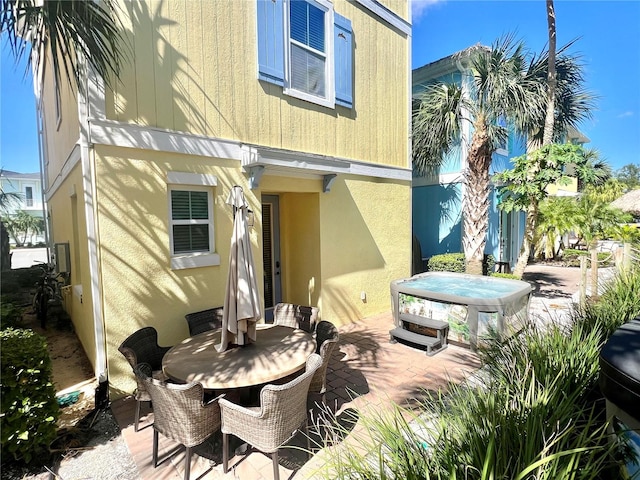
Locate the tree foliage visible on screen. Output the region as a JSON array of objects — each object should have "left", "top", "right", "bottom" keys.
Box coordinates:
[
  {"left": 0, "top": 0, "right": 127, "bottom": 93},
  {"left": 495, "top": 143, "right": 585, "bottom": 212},
  {"left": 413, "top": 35, "right": 547, "bottom": 274},
  {"left": 614, "top": 163, "right": 640, "bottom": 189},
  {"left": 2, "top": 211, "right": 44, "bottom": 247}
]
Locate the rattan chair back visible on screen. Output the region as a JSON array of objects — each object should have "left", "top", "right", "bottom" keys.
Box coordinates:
[
  {"left": 273, "top": 303, "right": 318, "bottom": 333},
  {"left": 185, "top": 307, "right": 224, "bottom": 336},
  {"left": 309, "top": 321, "right": 339, "bottom": 399},
  {"left": 118, "top": 327, "right": 171, "bottom": 431},
  {"left": 135, "top": 365, "right": 222, "bottom": 480},
  {"left": 220, "top": 353, "right": 322, "bottom": 453}
]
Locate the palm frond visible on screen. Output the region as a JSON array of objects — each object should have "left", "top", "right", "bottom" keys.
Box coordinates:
[
  {"left": 525, "top": 41, "right": 597, "bottom": 144},
  {"left": 1, "top": 0, "right": 128, "bottom": 93},
  {"left": 412, "top": 82, "right": 468, "bottom": 175}
]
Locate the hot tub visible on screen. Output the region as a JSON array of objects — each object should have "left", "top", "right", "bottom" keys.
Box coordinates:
[{"left": 390, "top": 272, "right": 532, "bottom": 350}]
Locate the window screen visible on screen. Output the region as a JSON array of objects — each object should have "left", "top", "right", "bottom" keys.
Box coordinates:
[
  {"left": 171, "top": 190, "right": 210, "bottom": 254},
  {"left": 289, "top": 0, "right": 326, "bottom": 97}
]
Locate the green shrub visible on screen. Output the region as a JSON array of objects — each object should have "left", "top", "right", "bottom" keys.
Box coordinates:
[
  {"left": 428, "top": 252, "right": 466, "bottom": 272},
  {"left": 491, "top": 272, "right": 519, "bottom": 280},
  {"left": 1, "top": 328, "right": 59, "bottom": 465},
  {"left": 0, "top": 298, "right": 24, "bottom": 329},
  {"left": 561, "top": 249, "right": 615, "bottom": 268},
  {"left": 427, "top": 253, "right": 495, "bottom": 275}
]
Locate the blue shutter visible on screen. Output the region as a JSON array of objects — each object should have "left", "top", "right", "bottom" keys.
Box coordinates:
[
  {"left": 257, "top": 0, "right": 285, "bottom": 86},
  {"left": 334, "top": 13, "right": 353, "bottom": 108}
]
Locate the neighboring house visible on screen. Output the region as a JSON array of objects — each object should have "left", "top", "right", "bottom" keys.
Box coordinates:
[
  {"left": 411, "top": 49, "right": 527, "bottom": 271},
  {"left": 34, "top": 0, "right": 412, "bottom": 396},
  {"left": 0, "top": 170, "right": 46, "bottom": 245}
]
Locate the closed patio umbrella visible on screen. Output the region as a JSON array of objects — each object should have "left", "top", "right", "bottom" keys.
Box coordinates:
[{"left": 218, "top": 186, "right": 261, "bottom": 352}]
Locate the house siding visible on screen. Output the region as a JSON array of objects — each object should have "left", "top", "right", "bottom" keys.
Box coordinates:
[
  {"left": 38, "top": 0, "right": 411, "bottom": 396},
  {"left": 39, "top": 52, "right": 81, "bottom": 189},
  {"left": 105, "top": 0, "right": 409, "bottom": 168}
]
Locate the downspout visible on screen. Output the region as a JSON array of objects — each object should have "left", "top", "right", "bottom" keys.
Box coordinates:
[
  {"left": 32, "top": 54, "right": 50, "bottom": 262},
  {"left": 77, "top": 59, "right": 108, "bottom": 397}
]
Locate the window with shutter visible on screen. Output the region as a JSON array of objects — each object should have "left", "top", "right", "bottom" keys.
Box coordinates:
[
  {"left": 167, "top": 175, "right": 220, "bottom": 270},
  {"left": 256, "top": 0, "right": 353, "bottom": 109}
]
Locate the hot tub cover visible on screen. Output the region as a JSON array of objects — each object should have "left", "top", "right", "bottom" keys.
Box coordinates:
[{"left": 599, "top": 316, "right": 640, "bottom": 420}]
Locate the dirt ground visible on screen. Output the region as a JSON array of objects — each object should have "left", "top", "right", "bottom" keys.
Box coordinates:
[{"left": 20, "top": 310, "right": 97, "bottom": 430}]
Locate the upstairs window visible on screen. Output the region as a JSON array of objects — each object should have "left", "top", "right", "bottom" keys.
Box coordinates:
[
  {"left": 25, "top": 186, "right": 33, "bottom": 207},
  {"left": 289, "top": 0, "right": 327, "bottom": 98},
  {"left": 257, "top": 0, "right": 353, "bottom": 109}
]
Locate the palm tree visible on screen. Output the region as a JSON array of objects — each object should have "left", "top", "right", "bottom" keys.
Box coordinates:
[
  {"left": 575, "top": 148, "right": 611, "bottom": 191},
  {"left": 535, "top": 196, "right": 579, "bottom": 259},
  {"left": 0, "top": 170, "right": 23, "bottom": 270},
  {"left": 1, "top": 1, "right": 125, "bottom": 266},
  {"left": 413, "top": 35, "right": 546, "bottom": 274},
  {"left": 507, "top": 41, "right": 595, "bottom": 278},
  {"left": 1, "top": 0, "right": 126, "bottom": 94}
]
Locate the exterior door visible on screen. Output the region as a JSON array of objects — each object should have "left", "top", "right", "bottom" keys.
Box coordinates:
[{"left": 262, "top": 195, "right": 282, "bottom": 322}]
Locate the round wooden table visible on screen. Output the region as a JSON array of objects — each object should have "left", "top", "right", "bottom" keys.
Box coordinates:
[{"left": 162, "top": 324, "right": 316, "bottom": 390}]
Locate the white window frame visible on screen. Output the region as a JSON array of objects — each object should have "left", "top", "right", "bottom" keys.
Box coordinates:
[
  {"left": 283, "top": 0, "right": 335, "bottom": 108},
  {"left": 54, "top": 73, "right": 62, "bottom": 130},
  {"left": 167, "top": 172, "right": 220, "bottom": 270},
  {"left": 496, "top": 116, "right": 509, "bottom": 156}
]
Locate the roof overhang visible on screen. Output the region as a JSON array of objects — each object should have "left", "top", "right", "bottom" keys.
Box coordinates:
[{"left": 241, "top": 145, "right": 411, "bottom": 191}]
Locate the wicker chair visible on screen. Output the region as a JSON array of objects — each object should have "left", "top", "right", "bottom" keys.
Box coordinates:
[
  {"left": 273, "top": 303, "right": 318, "bottom": 333},
  {"left": 219, "top": 353, "right": 322, "bottom": 480},
  {"left": 135, "top": 364, "right": 222, "bottom": 480},
  {"left": 118, "top": 327, "right": 171, "bottom": 431},
  {"left": 185, "top": 307, "right": 224, "bottom": 336},
  {"left": 309, "top": 321, "right": 339, "bottom": 405}
]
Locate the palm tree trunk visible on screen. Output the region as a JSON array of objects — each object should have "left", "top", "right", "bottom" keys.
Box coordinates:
[
  {"left": 513, "top": 202, "right": 538, "bottom": 278},
  {"left": 0, "top": 220, "right": 10, "bottom": 271},
  {"left": 463, "top": 124, "right": 492, "bottom": 275},
  {"left": 516, "top": 0, "right": 556, "bottom": 277},
  {"left": 543, "top": 0, "right": 557, "bottom": 146}
]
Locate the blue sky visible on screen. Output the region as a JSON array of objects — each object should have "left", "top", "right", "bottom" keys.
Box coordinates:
[{"left": 1, "top": 0, "right": 639, "bottom": 174}]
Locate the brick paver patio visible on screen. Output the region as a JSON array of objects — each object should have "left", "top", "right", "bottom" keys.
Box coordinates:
[{"left": 111, "top": 311, "right": 481, "bottom": 479}]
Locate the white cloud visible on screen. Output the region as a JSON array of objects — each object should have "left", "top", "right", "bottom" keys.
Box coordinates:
[
  {"left": 411, "top": 0, "right": 445, "bottom": 23},
  {"left": 618, "top": 111, "right": 634, "bottom": 118}
]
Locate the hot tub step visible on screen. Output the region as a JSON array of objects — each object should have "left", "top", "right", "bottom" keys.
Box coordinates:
[
  {"left": 399, "top": 313, "right": 448, "bottom": 330},
  {"left": 389, "top": 327, "right": 448, "bottom": 356}
]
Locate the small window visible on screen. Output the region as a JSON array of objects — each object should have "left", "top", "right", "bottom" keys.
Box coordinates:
[
  {"left": 54, "top": 73, "right": 62, "bottom": 129},
  {"left": 25, "top": 186, "right": 33, "bottom": 207},
  {"left": 170, "top": 190, "right": 211, "bottom": 254},
  {"left": 496, "top": 116, "right": 508, "bottom": 155},
  {"left": 167, "top": 171, "right": 220, "bottom": 270}
]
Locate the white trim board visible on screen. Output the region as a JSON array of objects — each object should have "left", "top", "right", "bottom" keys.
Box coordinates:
[
  {"left": 89, "top": 119, "right": 244, "bottom": 161},
  {"left": 88, "top": 119, "right": 411, "bottom": 183},
  {"left": 354, "top": 0, "right": 411, "bottom": 36}
]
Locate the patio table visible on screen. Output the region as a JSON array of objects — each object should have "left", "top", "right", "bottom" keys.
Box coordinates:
[{"left": 162, "top": 324, "right": 315, "bottom": 390}]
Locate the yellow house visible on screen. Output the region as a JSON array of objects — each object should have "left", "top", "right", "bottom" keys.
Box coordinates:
[{"left": 35, "top": 0, "right": 412, "bottom": 397}]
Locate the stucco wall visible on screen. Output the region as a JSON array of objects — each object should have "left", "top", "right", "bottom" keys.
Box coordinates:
[
  {"left": 92, "top": 145, "right": 263, "bottom": 395},
  {"left": 105, "top": 0, "right": 409, "bottom": 168},
  {"left": 46, "top": 162, "right": 97, "bottom": 374},
  {"left": 319, "top": 175, "right": 412, "bottom": 324}
]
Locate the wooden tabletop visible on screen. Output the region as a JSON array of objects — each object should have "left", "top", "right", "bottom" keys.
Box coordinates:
[{"left": 162, "top": 324, "right": 316, "bottom": 390}]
